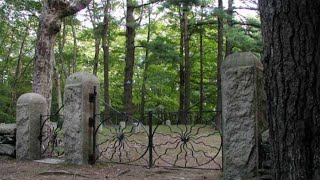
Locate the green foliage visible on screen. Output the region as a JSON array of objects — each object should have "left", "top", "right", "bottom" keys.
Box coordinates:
[
  {"left": 0, "top": 0, "right": 261, "bottom": 123},
  {"left": 0, "top": 85, "right": 15, "bottom": 123},
  {"left": 141, "top": 36, "right": 180, "bottom": 65},
  {"left": 167, "top": 0, "right": 202, "bottom": 6},
  {"left": 225, "top": 19, "right": 262, "bottom": 53},
  {"left": 127, "top": 0, "right": 139, "bottom": 7}
]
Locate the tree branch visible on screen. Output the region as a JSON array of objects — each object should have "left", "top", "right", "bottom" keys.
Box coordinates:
[
  {"left": 232, "top": 21, "right": 261, "bottom": 28},
  {"left": 59, "top": 0, "right": 93, "bottom": 18},
  {"left": 189, "top": 19, "right": 218, "bottom": 27},
  {"left": 234, "top": 6, "right": 258, "bottom": 11},
  {"left": 133, "top": 0, "right": 164, "bottom": 9}
]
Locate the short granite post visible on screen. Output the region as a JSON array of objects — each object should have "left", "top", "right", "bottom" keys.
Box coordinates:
[
  {"left": 63, "top": 72, "right": 100, "bottom": 165},
  {"left": 16, "top": 93, "right": 47, "bottom": 160},
  {"left": 221, "top": 52, "right": 267, "bottom": 179}
]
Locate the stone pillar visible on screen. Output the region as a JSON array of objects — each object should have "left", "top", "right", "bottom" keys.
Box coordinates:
[
  {"left": 63, "top": 72, "right": 100, "bottom": 165},
  {"left": 16, "top": 93, "right": 47, "bottom": 160},
  {"left": 221, "top": 52, "right": 267, "bottom": 179}
]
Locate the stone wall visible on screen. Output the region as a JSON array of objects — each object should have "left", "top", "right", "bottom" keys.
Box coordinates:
[{"left": 0, "top": 123, "right": 16, "bottom": 158}]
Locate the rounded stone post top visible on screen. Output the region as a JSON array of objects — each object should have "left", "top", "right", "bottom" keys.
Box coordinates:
[
  {"left": 222, "top": 52, "right": 263, "bottom": 69},
  {"left": 66, "top": 72, "right": 99, "bottom": 85},
  {"left": 17, "top": 93, "right": 46, "bottom": 104}
]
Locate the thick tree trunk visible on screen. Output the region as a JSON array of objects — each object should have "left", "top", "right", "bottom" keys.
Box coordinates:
[
  {"left": 259, "top": 0, "right": 320, "bottom": 179},
  {"left": 124, "top": 3, "right": 135, "bottom": 118},
  {"left": 33, "top": 0, "right": 92, "bottom": 114},
  {"left": 33, "top": 13, "right": 58, "bottom": 114}
]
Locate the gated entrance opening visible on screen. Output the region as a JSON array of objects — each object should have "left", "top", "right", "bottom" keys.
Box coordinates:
[
  {"left": 39, "top": 105, "right": 65, "bottom": 159},
  {"left": 93, "top": 100, "right": 222, "bottom": 170}
]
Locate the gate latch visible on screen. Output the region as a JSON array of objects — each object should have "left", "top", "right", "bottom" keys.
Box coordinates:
[{"left": 89, "top": 117, "right": 94, "bottom": 127}]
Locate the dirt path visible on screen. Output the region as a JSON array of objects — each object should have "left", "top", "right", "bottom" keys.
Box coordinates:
[{"left": 0, "top": 159, "right": 222, "bottom": 180}]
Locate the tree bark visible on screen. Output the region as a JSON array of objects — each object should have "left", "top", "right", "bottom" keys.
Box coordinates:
[
  {"left": 178, "top": 6, "right": 185, "bottom": 123},
  {"left": 53, "top": 58, "right": 63, "bottom": 114},
  {"left": 199, "top": 10, "right": 204, "bottom": 123},
  {"left": 140, "top": 5, "right": 152, "bottom": 122},
  {"left": 124, "top": 1, "right": 135, "bottom": 118},
  {"left": 88, "top": 1, "right": 101, "bottom": 76},
  {"left": 215, "top": 0, "right": 223, "bottom": 130},
  {"left": 71, "top": 16, "right": 78, "bottom": 73},
  {"left": 225, "top": 0, "right": 233, "bottom": 57},
  {"left": 33, "top": 0, "right": 92, "bottom": 114},
  {"left": 12, "top": 25, "right": 29, "bottom": 103},
  {"left": 259, "top": 0, "right": 320, "bottom": 179},
  {"left": 102, "top": 0, "right": 111, "bottom": 123},
  {"left": 58, "top": 18, "right": 68, "bottom": 78},
  {"left": 183, "top": 5, "right": 191, "bottom": 114}
]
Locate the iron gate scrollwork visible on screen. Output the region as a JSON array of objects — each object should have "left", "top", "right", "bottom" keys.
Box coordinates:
[
  {"left": 149, "top": 111, "right": 222, "bottom": 170},
  {"left": 94, "top": 103, "right": 222, "bottom": 170},
  {"left": 94, "top": 103, "right": 149, "bottom": 165},
  {"left": 39, "top": 105, "right": 64, "bottom": 158}
]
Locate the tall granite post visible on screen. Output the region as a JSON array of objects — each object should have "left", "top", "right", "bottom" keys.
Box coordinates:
[
  {"left": 221, "top": 52, "right": 267, "bottom": 179},
  {"left": 63, "top": 72, "right": 100, "bottom": 165},
  {"left": 16, "top": 93, "right": 47, "bottom": 160}
]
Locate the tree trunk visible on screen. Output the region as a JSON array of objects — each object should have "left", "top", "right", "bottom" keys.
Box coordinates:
[
  {"left": 259, "top": 0, "right": 320, "bottom": 179},
  {"left": 58, "top": 18, "right": 67, "bottom": 78},
  {"left": 102, "top": 0, "right": 111, "bottom": 124},
  {"left": 178, "top": 6, "right": 185, "bottom": 123},
  {"left": 33, "top": 13, "right": 58, "bottom": 114},
  {"left": 55, "top": 19, "right": 66, "bottom": 113},
  {"left": 33, "top": 0, "right": 92, "bottom": 114},
  {"left": 71, "top": 16, "right": 78, "bottom": 73},
  {"left": 12, "top": 25, "right": 29, "bottom": 103},
  {"left": 140, "top": 5, "right": 152, "bottom": 123},
  {"left": 88, "top": 1, "right": 101, "bottom": 76},
  {"left": 93, "top": 37, "right": 101, "bottom": 76},
  {"left": 124, "top": 2, "right": 135, "bottom": 118},
  {"left": 3, "top": 33, "right": 14, "bottom": 83},
  {"left": 183, "top": 5, "right": 191, "bottom": 114},
  {"left": 53, "top": 59, "right": 63, "bottom": 114},
  {"left": 199, "top": 7, "right": 204, "bottom": 123},
  {"left": 215, "top": 0, "right": 223, "bottom": 130},
  {"left": 225, "top": 0, "right": 233, "bottom": 57}
]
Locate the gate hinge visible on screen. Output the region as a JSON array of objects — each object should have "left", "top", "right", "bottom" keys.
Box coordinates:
[
  {"left": 89, "top": 154, "right": 95, "bottom": 164},
  {"left": 89, "top": 117, "right": 94, "bottom": 127},
  {"left": 89, "top": 93, "right": 95, "bottom": 103}
]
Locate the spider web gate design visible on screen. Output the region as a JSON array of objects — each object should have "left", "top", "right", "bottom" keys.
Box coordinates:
[
  {"left": 92, "top": 102, "right": 222, "bottom": 170},
  {"left": 39, "top": 105, "right": 65, "bottom": 159}
]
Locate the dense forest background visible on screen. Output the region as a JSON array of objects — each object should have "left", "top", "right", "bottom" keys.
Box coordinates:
[{"left": 0, "top": 0, "right": 261, "bottom": 123}]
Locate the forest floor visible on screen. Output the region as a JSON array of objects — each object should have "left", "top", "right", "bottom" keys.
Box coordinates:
[{"left": 0, "top": 158, "right": 222, "bottom": 180}]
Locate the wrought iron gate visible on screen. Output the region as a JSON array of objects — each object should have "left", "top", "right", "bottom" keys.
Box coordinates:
[
  {"left": 39, "top": 106, "right": 64, "bottom": 158},
  {"left": 94, "top": 103, "right": 222, "bottom": 170}
]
